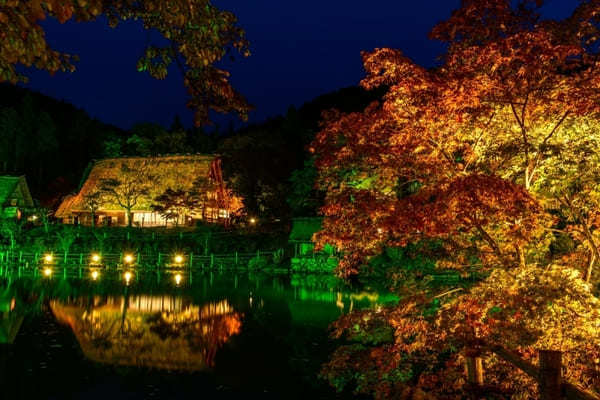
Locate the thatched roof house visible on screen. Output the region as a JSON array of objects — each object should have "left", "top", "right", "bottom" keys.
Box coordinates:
[
  {"left": 56, "top": 155, "right": 241, "bottom": 227},
  {"left": 0, "top": 176, "right": 34, "bottom": 219}
]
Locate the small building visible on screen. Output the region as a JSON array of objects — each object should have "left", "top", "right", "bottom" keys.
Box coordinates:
[
  {"left": 0, "top": 176, "right": 34, "bottom": 219},
  {"left": 56, "top": 155, "right": 241, "bottom": 227},
  {"left": 288, "top": 217, "right": 337, "bottom": 272}
]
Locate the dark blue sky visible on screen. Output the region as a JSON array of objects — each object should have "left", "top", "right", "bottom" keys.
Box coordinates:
[{"left": 21, "top": 0, "right": 576, "bottom": 130}]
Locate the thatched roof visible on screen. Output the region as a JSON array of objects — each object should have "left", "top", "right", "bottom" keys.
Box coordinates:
[
  {"left": 0, "top": 176, "right": 33, "bottom": 207},
  {"left": 56, "top": 155, "right": 219, "bottom": 217}
]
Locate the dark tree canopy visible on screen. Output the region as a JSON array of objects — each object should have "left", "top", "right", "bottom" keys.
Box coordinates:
[{"left": 0, "top": 0, "right": 251, "bottom": 125}]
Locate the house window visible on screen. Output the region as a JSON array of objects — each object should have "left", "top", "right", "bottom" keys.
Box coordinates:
[{"left": 219, "top": 209, "right": 229, "bottom": 219}]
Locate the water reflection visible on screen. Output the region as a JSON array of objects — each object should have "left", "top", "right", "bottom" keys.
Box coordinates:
[
  {"left": 0, "top": 271, "right": 397, "bottom": 398},
  {"left": 0, "top": 291, "right": 21, "bottom": 345},
  {"left": 51, "top": 294, "right": 242, "bottom": 370}
]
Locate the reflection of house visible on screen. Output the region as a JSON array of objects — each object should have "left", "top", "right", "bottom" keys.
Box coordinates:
[
  {"left": 0, "top": 176, "right": 34, "bottom": 219},
  {"left": 288, "top": 217, "right": 337, "bottom": 272},
  {"left": 50, "top": 296, "right": 242, "bottom": 370},
  {"left": 56, "top": 155, "right": 241, "bottom": 227}
]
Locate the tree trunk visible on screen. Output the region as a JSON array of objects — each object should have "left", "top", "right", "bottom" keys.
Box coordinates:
[
  {"left": 515, "top": 245, "right": 526, "bottom": 269},
  {"left": 126, "top": 209, "right": 132, "bottom": 227},
  {"left": 586, "top": 250, "right": 597, "bottom": 283}
]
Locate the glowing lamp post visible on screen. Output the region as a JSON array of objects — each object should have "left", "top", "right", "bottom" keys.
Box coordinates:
[
  {"left": 123, "top": 254, "right": 134, "bottom": 265},
  {"left": 174, "top": 254, "right": 184, "bottom": 265},
  {"left": 91, "top": 270, "right": 100, "bottom": 281},
  {"left": 91, "top": 253, "right": 101, "bottom": 264},
  {"left": 249, "top": 217, "right": 257, "bottom": 225},
  {"left": 43, "top": 267, "right": 52, "bottom": 277},
  {"left": 43, "top": 254, "right": 53, "bottom": 264}
]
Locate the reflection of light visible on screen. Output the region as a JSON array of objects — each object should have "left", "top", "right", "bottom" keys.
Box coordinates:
[
  {"left": 91, "top": 254, "right": 101, "bottom": 263},
  {"left": 124, "top": 254, "right": 134, "bottom": 264},
  {"left": 43, "top": 267, "right": 52, "bottom": 277},
  {"left": 124, "top": 271, "right": 132, "bottom": 284},
  {"left": 174, "top": 274, "right": 182, "bottom": 285},
  {"left": 44, "top": 254, "right": 53, "bottom": 263},
  {"left": 336, "top": 292, "right": 344, "bottom": 311},
  {"left": 174, "top": 255, "right": 184, "bottom": 264},
  {"left": 91, "top": 270, "right": 99, "bottom": 280}
]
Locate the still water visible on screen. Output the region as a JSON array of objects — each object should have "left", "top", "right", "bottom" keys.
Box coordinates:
[{"left": 0, "top": 271, "right": 395, "bottom": 399}]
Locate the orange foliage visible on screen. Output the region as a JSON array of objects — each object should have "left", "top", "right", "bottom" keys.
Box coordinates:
[{"left": 0, "top": 1, "right": 250, "bottom": 125}]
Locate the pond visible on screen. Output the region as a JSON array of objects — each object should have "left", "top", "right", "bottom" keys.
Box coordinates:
[{"left": 0, "top": 270, "right": 396, "bottom": 399}]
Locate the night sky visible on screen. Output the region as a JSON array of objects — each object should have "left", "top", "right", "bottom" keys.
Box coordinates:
[{"left": 20, "top": 0, "right": 577, "bottom": 130}]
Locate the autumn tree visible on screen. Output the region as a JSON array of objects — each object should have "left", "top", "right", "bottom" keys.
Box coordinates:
[
  {"left": 152, "top": 188, "right": 198, "bottom": 226},
  {"left": 313, "top": 0, "right": 600, "bottom": 397},
  {"left": 0, "top": 0, "right": 251, "bottom": 126},
  {"left": 99, "top": 161, "right": 154, "bottom": 227},
  {"left": 82, "top": 190, "right": 105, "bottom": 228}
]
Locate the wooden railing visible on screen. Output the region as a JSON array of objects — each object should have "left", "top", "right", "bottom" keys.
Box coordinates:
[
  {"left": 465, "top": 346, "right": 600, "bottom": 400},
  {"left": 0, "top": 249, "right": 282, "bottom": 270}
]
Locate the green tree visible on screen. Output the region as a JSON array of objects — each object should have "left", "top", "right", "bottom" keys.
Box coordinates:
[
  {"left": 152, "top": 188, "right": 198, "bottom": 226},
  {"left": 99, "top": 161, "right": 154, "bottom": 227}
]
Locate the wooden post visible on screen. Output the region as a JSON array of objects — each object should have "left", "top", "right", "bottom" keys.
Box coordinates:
[
  {"left": 465, "top": 352, "right": 484, "bottom": 388},
  {"left": 539, "top": 350, "right": 562, "bottom": 400}
]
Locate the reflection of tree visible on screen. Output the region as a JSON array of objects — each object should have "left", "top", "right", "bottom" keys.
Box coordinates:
[
  {"left": 50, "top": 296, "right": 242, "bottom": 370},
  {"left": 0, "top": 293, "right": 23, "bottom": 345}
]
